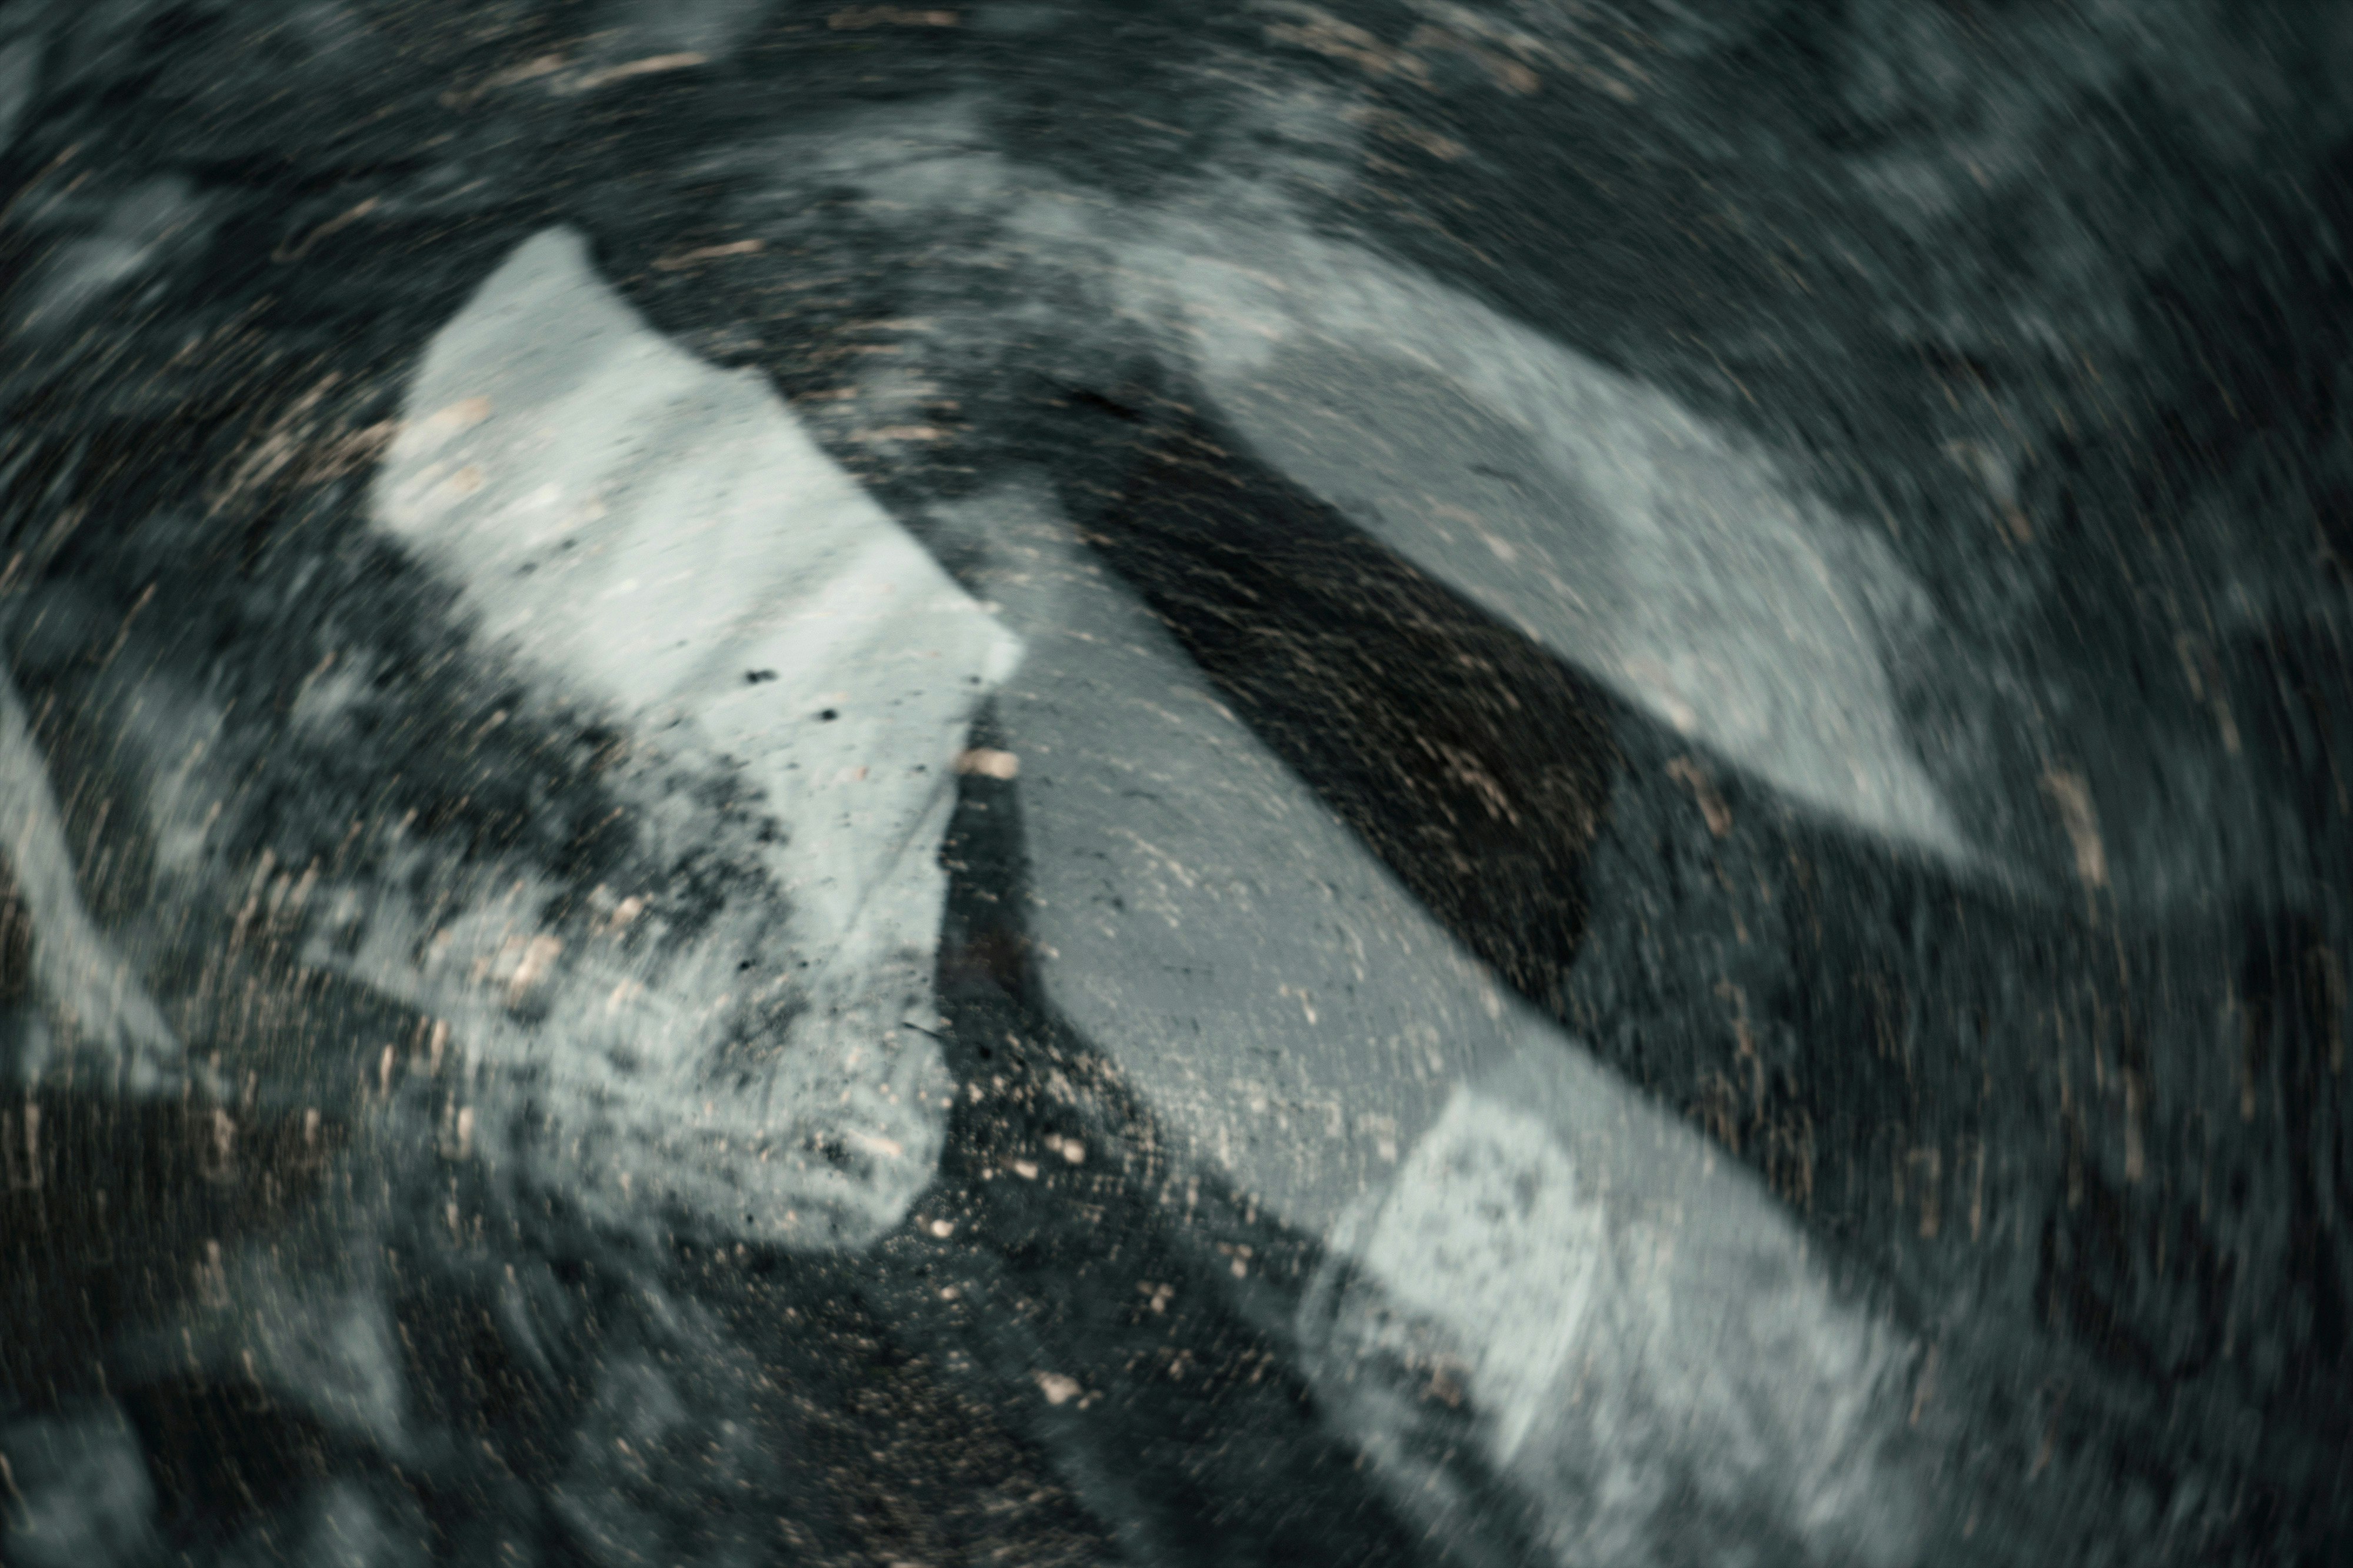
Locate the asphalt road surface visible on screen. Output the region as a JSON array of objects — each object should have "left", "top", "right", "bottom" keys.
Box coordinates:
[{"left": 1, "top": 4, "right": 2348, "bottom": 1565}]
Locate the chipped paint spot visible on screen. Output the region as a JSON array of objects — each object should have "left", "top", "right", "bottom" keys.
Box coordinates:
[
  {"left": 653, "top": 239, "right": 767, "bottom": 271},
  {"left": 562, "top": 53, "right": 710, "bottom": 94},
  {"left": 954, "top": 747, "right": 1020, "bottom": 779},
  {"left": 2040, "top": 768, "right": 2107, "bottom": 890},
  {"left": 1666, "top": 756, "right": 1732, "bottom": 838},
  {"left": 828, "top": 6, "right": 960, "bottom": 28}
]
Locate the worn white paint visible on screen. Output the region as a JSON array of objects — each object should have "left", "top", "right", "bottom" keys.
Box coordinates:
[
  {"left": 1116, "top": 208, "right": 1971, "bottom": 866},
  {"left": 1307, "top": 1035, "right": 1927, "bottom": 1568},
  {"left": 939, "top": 473, "right": 1526, "bottom": 1237},
  {"left": 0, "top": 659, "right": 185, "bottom": 1090},
  {"left": 941, "top": 476, "right": 1928, "bottom": 1563},
  {"left": 365, "top": 226, "right": 1018, "bottom": 1247}
]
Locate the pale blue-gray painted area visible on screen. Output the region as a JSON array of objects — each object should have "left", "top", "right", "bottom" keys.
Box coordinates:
[
  {"left": 1116, "top": 211, "right": 1972, "bottom": 869},
  {"left": 0, "top": 1409, "right": 163, "bottom": 1568},
  {"left": 937, "top": 475, "right": 1929, "bottom": 1566},
  {"left": 359, "top": 226, "right": 1019, "bottom": 1249}
]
